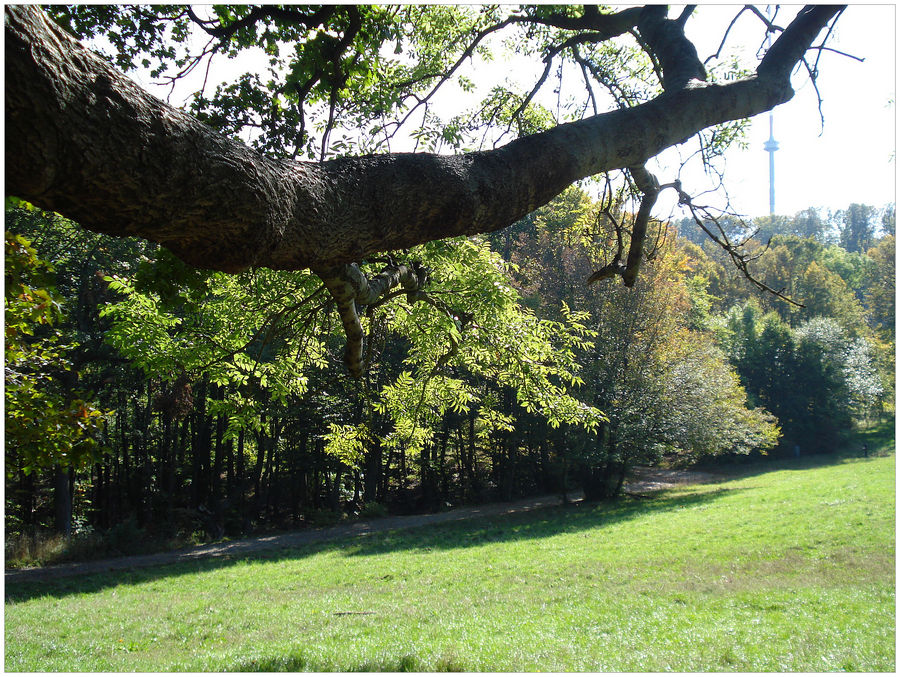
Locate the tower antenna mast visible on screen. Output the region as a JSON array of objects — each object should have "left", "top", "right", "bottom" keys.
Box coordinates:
[{"left": 762, "top": 5, "right": 779, "bottom": 215}]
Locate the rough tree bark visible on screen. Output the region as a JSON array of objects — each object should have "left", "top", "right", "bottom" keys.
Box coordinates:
[
  {"left": 5, "top": 5, "right": 842, "bottom": 373},
  {"left": 6, "top": 5, "right": 840, "bottom": 272}
]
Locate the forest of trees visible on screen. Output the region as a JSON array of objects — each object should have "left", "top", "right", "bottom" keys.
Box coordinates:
[
  {"left": 6, "top": 196, "right": 893, "bottom": 552},
  {"left": 4, "top": 6, "right": 892, "bottom": 559}
]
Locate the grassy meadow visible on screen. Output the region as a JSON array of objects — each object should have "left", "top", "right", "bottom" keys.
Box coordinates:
[{"left": 5, "top": 427, "right": 895, "bottom": 671}]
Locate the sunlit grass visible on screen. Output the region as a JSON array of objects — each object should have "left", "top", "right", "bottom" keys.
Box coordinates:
[{"left": 5, "top": 427, "right": 894, "bottom": 671}]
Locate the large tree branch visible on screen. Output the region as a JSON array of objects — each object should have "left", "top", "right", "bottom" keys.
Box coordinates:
[
  {"left": 509, "top": 5, "right": 643, "bottom": 36},
  {"left": 513, "top": 5, "right": 706, "bottom": 91},
  {"left": 187, "top": 5, "right": 339, "bottom": 44},
  {"left": 6, "top": 5, "right": 841, "bottom": 277},
  {"left": 758, "top": 5, "right": 842, "bottom": 80},
  {"left": 586, "top": 165, "right": 660, "bottom": 287},
  {"left": 317, "top": 261, "right": 454, "bottom": 378},
  {"left": 635, "top": 5, "right": 707, "bottom": 90},
  {"left": 621, "top": 165, "right": 660, "bottom": 287}
]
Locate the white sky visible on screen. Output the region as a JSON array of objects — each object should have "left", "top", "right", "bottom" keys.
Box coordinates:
[
  {"left": 126, "top": 3, "right": 896, "bottom": 221},
  {"left": 680, "top": 3, "right": 896, "bottom": 219}
]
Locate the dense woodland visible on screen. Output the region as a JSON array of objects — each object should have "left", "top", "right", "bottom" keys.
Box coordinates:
[
  {"left": 5, "top": 197, "right": 894, "bottom": 552},
  {"left": 3, "top": 6, "right": 893, "bottom": 559}
]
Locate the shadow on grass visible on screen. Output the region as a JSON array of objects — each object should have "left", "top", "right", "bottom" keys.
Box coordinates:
[
  {"left": 5, "top": 486, "right": 735, "bottom": 605},
  {"left": 340, "top": 486, "right": 737, "bottom": 560},
  {"left": 230, "top": 649, "right": 308, "bottom": 672},
  {"left": 697, "top": 418, "right": 895, "bottom": 484},
  {"left": 230, "top": 649, "right": 467, "bottom": 672}
]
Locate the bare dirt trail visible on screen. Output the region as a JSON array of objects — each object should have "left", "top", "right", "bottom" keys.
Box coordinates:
[
  {"left": 626, "top": 466, "right": 722, "bottom": 493},
  {"left": 5, "top": 468, "right": 719, "bottom": 585}
]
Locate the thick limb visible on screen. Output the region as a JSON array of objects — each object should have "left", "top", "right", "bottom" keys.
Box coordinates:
[
  {"left": 5, "top": 5, "right": 841, "bottom": 274},
  {"left": 316, "top": 262, "right": 435, "bottom": 378}
]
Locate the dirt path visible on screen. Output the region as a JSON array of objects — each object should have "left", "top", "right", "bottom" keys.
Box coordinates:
[
  {"left": 5, "top": 468, "right": 718, "bottom": 585},
  {"left": 627, "top": 466, "right": 722, "bottom": 493}
]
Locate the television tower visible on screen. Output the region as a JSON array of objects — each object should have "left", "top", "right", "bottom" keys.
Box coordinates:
[
  {"left": 763, "top": 114, "right": 778, "bottom": 215},
  {"left": 762, "top": 6, "right": 778, "bottom": 215}
]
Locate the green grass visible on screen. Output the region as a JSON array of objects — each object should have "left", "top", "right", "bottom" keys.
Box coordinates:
[{"left": 5, "top": 428, "right": 895, "bottom": 671}]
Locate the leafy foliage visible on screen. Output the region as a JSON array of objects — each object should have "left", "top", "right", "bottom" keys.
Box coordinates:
[
  {"left": 720, "top": 305, "right": 883, "bottom": 452},
  {"left": 494, "top": 188, "right": 780, "bottom": 498},
  {"left": 101, "top": 250, "right": 330, "bottom": 436},
  {"left": 42, "top": 4, "right": 752, "bottom": 165},
  {"left": 4, "top": 232, "right": 106, "bottom": 475}
]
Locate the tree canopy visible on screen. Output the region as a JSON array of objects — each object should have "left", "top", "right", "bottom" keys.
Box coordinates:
[
  {"left": 6, "top": 5, "right": 842, "bottom": 375},
  {"left": 6, "top": 4, "right": 846, "bottom": 373},
  {"left": 6, "top": 191, "right": 891, "bottom": 544}
]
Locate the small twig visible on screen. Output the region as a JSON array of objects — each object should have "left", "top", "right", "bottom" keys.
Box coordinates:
[
  {"left": 386, "top": 17, "right": 517, "bottom": 139},
  {"left": 800, "top": 56, "right": 826, "bottom": 133},
  {"left": 811, "top": 8, "right": 847, "bottom": 74},
  {"left": 572, "top": 48, "right": 630, "bottom": 108},
  {"left": 572, "top": 45, "right": 599, "bottom": 116},
  {"left": 333, "top": 611, "right": 375, "bottom": 616},
  {"left": 808, "top": 44, "right": 864, "bottom": 62},
  {"left": 705, "top": 7, "right": 748, "bottom": 65},
  {"left": 674, "top": 188, "right": 805, "bottom": 307},
  {"left": 745, "top": 5, "right": 785, "bottom": 35},
  {"left": 628, "top": 28, "right": 663, "bottom": 86}
]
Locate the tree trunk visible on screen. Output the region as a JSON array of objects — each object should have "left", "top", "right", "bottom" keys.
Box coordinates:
[
  {"left": 235, "top": 428, "right": 246, "bottom": 526},
  {"left": 140, "top": 380, "right": 154, "bottom": 527},
  {"left": 329, "top": 465, "right": 343, "bottom": 514},
  {"left": 439, "top": 422, "right": 449, "bottom": 502},
  {"left": 613, "top": 462, "right": 628, "bottom": 497},
  {"left": 455, "top": 424, "right": 465, "bottom": 492},
  {"left": 191, "top": 381, "right": 210, "bottom": 508},
  {"left": 399, "top": 446, "right": 407, "bottom": 491},
  {"left": 118, "top": 393, "right": 132, "bottom": 517},
  {"left": 265, "top": 437, "right": 278, "bottom": 523},
  {"left": 111, "top": 435, "right": 122, "bottom": 524},
  {"left": 92, "top": 462, "right": 106, "bottom": 529},
  {"left": 5, "top": 5, "right": 839, "bottom": 273},
  {"left": 160, "top": 410, "right": 174, "bottom": 500},
  {"left": 539, "top": 435, "right": 552, "bottom": 494},
  {"left": 53, "top": 465, "right": 72, "bottom": 538},
  {"left": 292, "top": 431, "right": 308, "bottom": 522},
  {"left": 467, "top": 409, "right": 478, "bottom": 498},
  {"left": 363, "top": 436, "right": 381, "bottom": 504},
  {"left": 212, "top": 411, "right": 225, "bottom": 503},
  {"left": 176, "top": 417, "right": 189, "bottom": 500},
  {"left": 225, "top": 438, "right": 234, "bottom": 501},
  {"left": 382, "top": 447, "right": 394, "bottom": 502},
  {"left": 253, "top": 423, "right": 267, "bottom": 519},
  {"left": 263, "top": 417, "right": 282, "bottom": 522}
]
